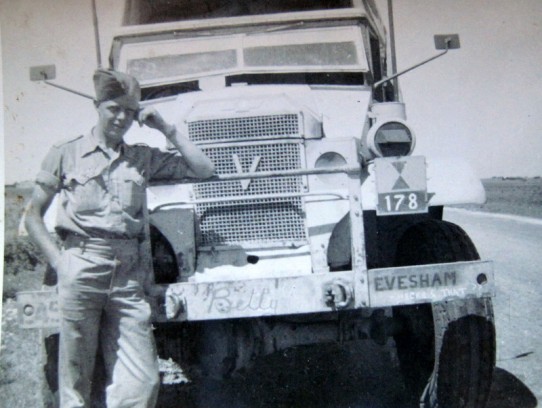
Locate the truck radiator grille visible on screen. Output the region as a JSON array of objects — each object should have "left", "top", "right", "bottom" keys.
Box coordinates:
[
  {"left": 194, "top": 142, "right": 307, "bottom": 246},
  {"left": 188, "top": 114, "right": 300, "bottom": 143}
]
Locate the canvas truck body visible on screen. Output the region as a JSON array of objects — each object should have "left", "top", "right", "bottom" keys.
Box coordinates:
[{"left": 18, "top": 1, "right": 497, "bottom": 406}]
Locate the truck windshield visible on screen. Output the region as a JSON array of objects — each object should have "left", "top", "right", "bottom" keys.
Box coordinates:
[
  {"left": 123, "top": 0, "right": 352, "bottom": 25},
  {"left": 118, "top": 25, "right": 368, "bottom": 86}
]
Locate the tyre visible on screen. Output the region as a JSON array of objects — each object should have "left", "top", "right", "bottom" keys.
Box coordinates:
[
  {"left": 150, "top": 227, "right": 178, "bottom": 284},
  {"left": 392, "top": 220, "right": 495, "bottom": 407}
]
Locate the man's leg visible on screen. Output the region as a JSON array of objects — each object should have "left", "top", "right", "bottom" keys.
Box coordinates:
[
  {"left": 101, "top": 291, "right": 160, "bottom": 408},
  {"left": 57, "top": 244, "right": 111, "bottom": 408},
  {"left": 59, "top": 303, "right": 102, "bottom": 408}
]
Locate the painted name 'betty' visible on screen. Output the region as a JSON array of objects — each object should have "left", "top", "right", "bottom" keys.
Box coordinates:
[{"left": 206, "top": 284, "right": 278, "bottom": 314}]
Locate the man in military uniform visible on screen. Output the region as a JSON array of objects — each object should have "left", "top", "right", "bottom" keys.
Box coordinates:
[{"left": 25, "top": 69, "right": 215, "bottom": 407}]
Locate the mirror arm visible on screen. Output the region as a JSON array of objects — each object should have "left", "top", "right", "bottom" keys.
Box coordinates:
[
  {"left": 373, "top": 48, "right": 448, "bottom": 90},
  {"left": 42, "top": 78, "right": 95, "bottom": 100},
  {"left": 373, "top": 36, "right": 455, "bottom": 90}
]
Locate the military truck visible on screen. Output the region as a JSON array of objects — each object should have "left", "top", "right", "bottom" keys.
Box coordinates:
[{"left": 19, "top": 0, "right": 496, "bottom": 406}]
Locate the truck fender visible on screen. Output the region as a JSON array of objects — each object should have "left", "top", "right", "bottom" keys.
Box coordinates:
[
  {"left": 149, "top": 208, "right": 197, "bottom": 280},
  {"left": 327, "top": 213, "right": 351, "bottom": 271}
]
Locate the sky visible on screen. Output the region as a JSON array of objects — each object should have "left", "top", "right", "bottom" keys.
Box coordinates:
[{"left": 1, "top": 0, "right": 541, "bottom": 185}]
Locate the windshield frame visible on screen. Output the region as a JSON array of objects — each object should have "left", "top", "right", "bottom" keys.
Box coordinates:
[{"left": 115, "top": 24, "right": 369, "bottom": 88}]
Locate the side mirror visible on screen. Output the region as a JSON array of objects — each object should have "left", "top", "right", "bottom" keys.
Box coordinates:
[
  {"left": 30, "top": 65, "right": 56, "bottom": 81},
  {"left": 434, "top": 34, "right": 460, "bottom": 50}
]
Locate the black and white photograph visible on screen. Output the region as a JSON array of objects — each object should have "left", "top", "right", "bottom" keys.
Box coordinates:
[{"left": 1, "top": 1, "right": 541, "bottom": 407}]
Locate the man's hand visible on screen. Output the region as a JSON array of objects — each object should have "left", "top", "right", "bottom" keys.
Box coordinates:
[
  {"left": 137, "top": 107, "right": 175, "bottom": 138},
  {"left": 138, "top": 106, "right": 215, "bottom": 179}
]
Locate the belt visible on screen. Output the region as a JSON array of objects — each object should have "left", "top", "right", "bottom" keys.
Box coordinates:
[
  {"left": 63, "top": 232, "right": 140, "bottom": 249},
  {"left": 60, "top": 228, "right": 140, "bottom": 240}
]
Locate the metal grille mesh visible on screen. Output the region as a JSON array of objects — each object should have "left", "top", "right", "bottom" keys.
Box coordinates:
[
  {"left": 188, "top": 114, "right": 299, "bottom": 143},
  {"left": 194, "top": 142, "right": 306, "bottom": 246}
]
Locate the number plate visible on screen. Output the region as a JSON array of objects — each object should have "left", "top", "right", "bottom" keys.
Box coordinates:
[
  {"left": 17, "top": 290, "right": 60, "bottom": 329},
  {"left": 375, "top": 156, "right": 428, "bottom": 215}
]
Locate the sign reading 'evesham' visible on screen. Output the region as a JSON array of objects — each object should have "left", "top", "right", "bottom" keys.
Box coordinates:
[
  {"left": 374, "top": 271, "right": 456, "bottom": 291},
  {"left": 367, "top": 261, "right": 495, "bottom": 307}
]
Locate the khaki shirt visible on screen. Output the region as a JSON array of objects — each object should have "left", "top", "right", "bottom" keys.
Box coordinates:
[{"left": 37, "top": 132, "right": 189, "bottom": 239}]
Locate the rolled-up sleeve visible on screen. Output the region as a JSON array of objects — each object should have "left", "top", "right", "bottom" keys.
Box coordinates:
[
  {"left": 36, "top": 146, "right": 62, "bottom": 190},
  {"left": 147, "top": 147, "right": 189, "bottom": 181}
]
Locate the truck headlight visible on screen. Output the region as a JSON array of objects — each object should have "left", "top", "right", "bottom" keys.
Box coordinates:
[
  {"left": 314, "top": 152, "right": 348, "bottom": 186},
  {"left": 367, "top": 120, "right": 415, "bottom": 157}
]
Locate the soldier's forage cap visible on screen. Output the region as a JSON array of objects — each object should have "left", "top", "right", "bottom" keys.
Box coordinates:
[{"left": 93, "top": 69, "right": 141, "bottom": 109}]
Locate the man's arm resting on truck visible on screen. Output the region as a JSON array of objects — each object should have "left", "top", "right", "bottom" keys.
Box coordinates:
[{"left": 138, "top": 107, "right": 215, "bottom": 179}]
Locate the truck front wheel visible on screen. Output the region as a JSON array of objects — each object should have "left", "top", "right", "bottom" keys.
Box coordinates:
[{"left": 392, "top": 220, "right": 495, "bottom": 407}]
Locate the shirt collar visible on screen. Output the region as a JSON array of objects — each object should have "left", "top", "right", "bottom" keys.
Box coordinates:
[{"left": 80, "top": 130, "right": 126, "bottom": 158}]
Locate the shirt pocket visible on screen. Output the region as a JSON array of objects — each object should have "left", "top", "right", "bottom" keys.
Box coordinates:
[
  {"left": 64, "top": 170, "right": 106, "bottom": 213},
  {"left": 120, "top": 170, "right": 146, "bottom": 215}
]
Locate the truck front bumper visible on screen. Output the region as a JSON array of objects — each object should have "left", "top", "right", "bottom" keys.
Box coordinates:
[
  {"left": 16, "top": 260, "right": 493, "bottom": 328},
  {"left": 164, "top": 260, "right": 494, "bottom": 321}
]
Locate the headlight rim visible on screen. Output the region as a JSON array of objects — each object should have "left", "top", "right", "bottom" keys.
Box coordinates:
[{"left": 367, "top": 118, "right": 416, "bottom": 158}]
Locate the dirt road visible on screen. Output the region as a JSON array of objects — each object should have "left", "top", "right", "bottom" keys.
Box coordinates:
[{"left": 445, "top": 208, "right": 541, "bottom": 406}]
